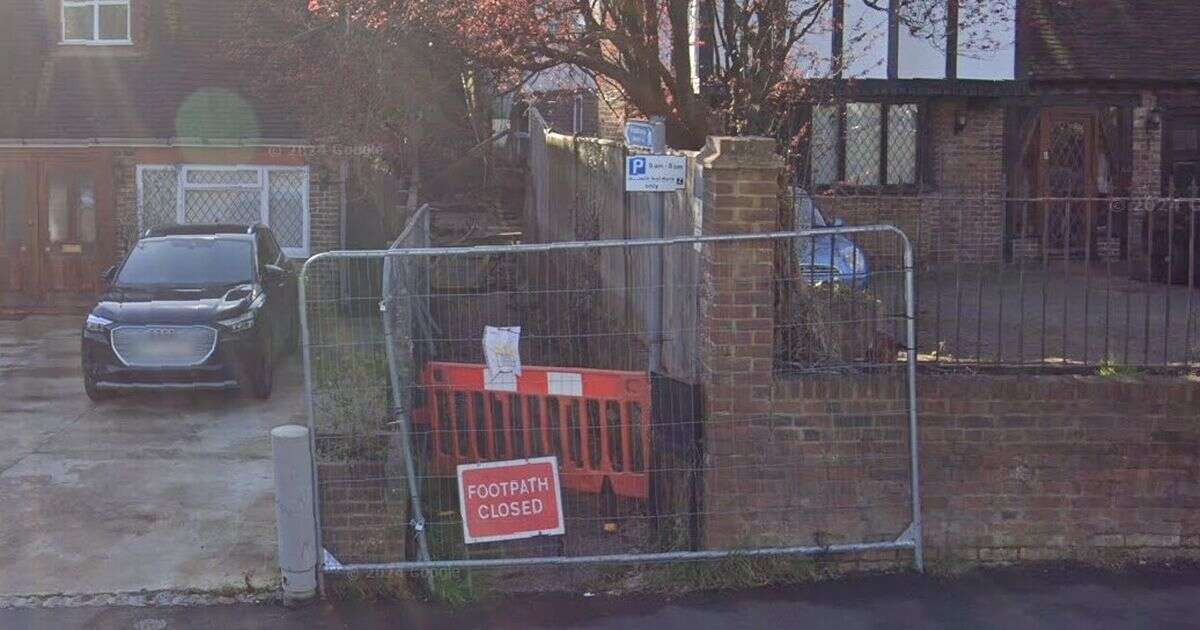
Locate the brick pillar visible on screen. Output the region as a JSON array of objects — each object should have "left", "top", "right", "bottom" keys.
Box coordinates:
[
  {"left": 111, "top": 149, "right": 139, "bottom": 261},
  {"left": 1129, "top": 90, "right": 1164, "bottom": 261},
  {"left": 696, "top": 136, "right": 784, "bottom": 547},
  {"left": 1131, "top": 91, "right": 1164, "bottom": 198}
]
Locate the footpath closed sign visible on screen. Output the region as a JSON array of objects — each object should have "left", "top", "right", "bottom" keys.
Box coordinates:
[
  {"left": 457, "top": 456, "right": 565, "bottom": 544},
  {"left": 626, "top": 155, "right": 687, "bottom": 192}
]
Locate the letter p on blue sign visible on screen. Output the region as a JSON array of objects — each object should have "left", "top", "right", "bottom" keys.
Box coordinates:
[{"left": 629, "top": 157, "right": 647, "bottom": 176}]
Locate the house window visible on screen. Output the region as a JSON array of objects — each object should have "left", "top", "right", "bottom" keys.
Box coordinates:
[
  {"left": 809, "top": 102, "right": 921, "bottom": 188},
  {"left": 62, "top": 0, "right": 131, "bottom": 45},
  {"left": 137, "top": 165, "right": 310, "bottom": 257}
]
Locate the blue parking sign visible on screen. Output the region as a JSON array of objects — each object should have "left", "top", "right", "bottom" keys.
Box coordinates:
[{"left": 625, "top": 155, "right": 687, "bottom": 192}]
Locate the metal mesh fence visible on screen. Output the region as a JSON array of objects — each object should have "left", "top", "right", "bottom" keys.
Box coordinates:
[{"left": 300, "top": 227, "right": 922, "bottom": 584}]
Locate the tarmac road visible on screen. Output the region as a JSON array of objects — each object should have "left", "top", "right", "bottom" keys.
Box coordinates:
[{"left": 3, "top": 566, "right": 1199, "bottom": 629}]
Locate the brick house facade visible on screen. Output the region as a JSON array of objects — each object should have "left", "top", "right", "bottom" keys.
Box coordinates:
[{"left": 0, "top": 0, "right": 345, "bottom": 312}]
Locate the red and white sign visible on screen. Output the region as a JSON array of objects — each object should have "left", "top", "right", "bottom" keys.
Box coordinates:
[{"left": 456, "top": 456, "right": 565, "bottom": 544}]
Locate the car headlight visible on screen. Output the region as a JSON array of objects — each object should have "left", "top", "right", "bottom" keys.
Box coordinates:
[
  {"left": 85, "top": 314, "right": 113, "bottom": 333},
  {"left": 218, "top": 310, "right": 256, "bottom": 332}
]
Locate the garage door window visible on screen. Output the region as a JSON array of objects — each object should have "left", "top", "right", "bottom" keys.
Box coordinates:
[{"left": 137, "top": 165, "right": 309, "bottom": 257}]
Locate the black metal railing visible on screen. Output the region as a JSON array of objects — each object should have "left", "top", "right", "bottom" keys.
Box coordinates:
[{"left": 801, "top": 194, "right": 1200, "bottom": 371}]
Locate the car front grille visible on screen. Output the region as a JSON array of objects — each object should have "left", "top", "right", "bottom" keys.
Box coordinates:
[{"left": 111, "top": 325, "right": 218, "bottom": 368}]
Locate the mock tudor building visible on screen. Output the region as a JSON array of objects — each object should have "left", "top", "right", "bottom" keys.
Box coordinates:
[
  {"left": 767, "top": 0, "right": 1199, "bottom": 264},
  {"left": 789, "top": 0, "right": 1200, "bottom": 263},
  {"left": 588, "top": 0, "right": 1199, "bottom": 264},
  {"left": 0, "top": 0, "right": 346, "bottom": 312}
]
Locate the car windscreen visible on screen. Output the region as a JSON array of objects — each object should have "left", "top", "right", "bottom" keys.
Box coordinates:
[{"left": 115, "top": 238, "right": 254, "bottom": 287}]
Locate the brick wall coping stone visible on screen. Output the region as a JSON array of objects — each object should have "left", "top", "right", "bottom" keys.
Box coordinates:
[{"left": 698, "top": 136, "right": 784, "bottom": 170}]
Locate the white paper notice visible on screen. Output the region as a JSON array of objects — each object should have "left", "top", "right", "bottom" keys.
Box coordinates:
[
  {"left": 484, "top": 369, "right": 518, "bottom": 392},
  {"left": 483, "top": 326, "right": 521, "bottom": 392}
]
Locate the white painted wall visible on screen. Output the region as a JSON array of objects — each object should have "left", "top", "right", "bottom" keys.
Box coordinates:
[{"left": 817, "top": 0, "right": 1016, "bottom": 81}]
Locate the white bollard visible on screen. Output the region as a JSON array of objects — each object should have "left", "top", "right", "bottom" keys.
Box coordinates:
[{"left": 271, "top": 424, "right": 317, "bottom": 603}]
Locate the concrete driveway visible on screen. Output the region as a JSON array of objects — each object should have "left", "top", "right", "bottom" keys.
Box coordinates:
[{"left": 0, "top": 316, "right": 303, "bottom": 597}]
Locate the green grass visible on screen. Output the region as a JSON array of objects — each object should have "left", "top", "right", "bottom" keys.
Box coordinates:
[
  {"left": 416, "top": 476, "right": 496, "bottom": 605},
  {"left": 309, "top": 315, "right": 393, "bottom": 459},
  {"left": 1097, "top": 355, "right": 1140, "bottom": 377}
]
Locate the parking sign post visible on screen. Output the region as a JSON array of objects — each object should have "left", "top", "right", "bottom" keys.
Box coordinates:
[{"left": 624, "top": 117, "right": 673, "bottom": 373}]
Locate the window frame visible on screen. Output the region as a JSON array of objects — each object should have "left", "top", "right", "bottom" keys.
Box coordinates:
[
  {"left": 61, "top": 0, "right": 132, "bottom": 46},
  {"left": 803, "top": 98, "right": 929, "bottom": 193},
  {"left": 136, "top": 164, "right": 310, "bottom": 258},
  {"left": 572, "top": 94, "right": 584, "bottom": 134},
  {"left": 255, "top": 226, "right": 285, "bottom": 268}
]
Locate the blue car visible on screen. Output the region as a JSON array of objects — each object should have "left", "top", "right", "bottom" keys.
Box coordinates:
[{"left": 792, "top": 190, "right": 870, "bottom": 288}]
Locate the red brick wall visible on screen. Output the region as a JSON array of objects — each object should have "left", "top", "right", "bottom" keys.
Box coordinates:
[
  {"left": 308, "top": 160, "right": 343, "bottom": 255},
  {"left": 919, "top": 374, "right": 1200, "bottom": 564},
  {"left": 594, "top": 83, "right": 648, "bottom": 143},
  {"left": 738, "top": 373, "right": 1200, "bottom": 568},
  {"left": 318, "top": 461, "right": 408, "bottom": 564}
]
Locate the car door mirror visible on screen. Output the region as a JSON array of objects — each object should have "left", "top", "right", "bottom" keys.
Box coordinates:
[
  {"left": 263, "top": 264, "right": 286, "bottom": 283},
  {"left": 101, "top": 265, "right": 117, "bottom": 285},
  {"left": 831, "top": 217, "right": 846, "bottom": 227}
]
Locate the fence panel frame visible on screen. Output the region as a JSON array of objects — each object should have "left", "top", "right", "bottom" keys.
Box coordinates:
[{"left": 299, "top": 225, "right": 923, "bottom": 578}]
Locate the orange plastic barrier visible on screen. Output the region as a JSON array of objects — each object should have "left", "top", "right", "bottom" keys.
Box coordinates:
[{"left": 414, "top": 361, "right": 652, "bottom": 499}]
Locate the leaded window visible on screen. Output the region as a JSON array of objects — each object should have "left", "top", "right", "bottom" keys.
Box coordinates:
[
  {"left": 808, "top": 102, "right": 922, "bottom": 189},
  {"left": 137, "top": 165, "right": 310, "bottom": 257}
]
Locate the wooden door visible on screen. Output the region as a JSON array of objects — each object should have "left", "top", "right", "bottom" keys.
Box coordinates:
[
  {"left": 1037, "top": 109, "right": 1097, "bottom": 257},
  {"left": 1166, "top": 113, "right": 1200, "bottom": 194},
  {"left": 0, "top": 161, "right": 39, "bottom": 306},
  {"left": 38, "top": 160, "right": 110, "bottom": 299}
]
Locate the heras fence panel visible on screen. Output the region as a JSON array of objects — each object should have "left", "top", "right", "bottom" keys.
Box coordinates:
[{"left": 299, "top": 226, "right": 922, "bottom": 582}]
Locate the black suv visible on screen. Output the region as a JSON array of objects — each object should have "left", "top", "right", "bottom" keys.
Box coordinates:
[{"left": 81, "top": 224, "right": 299, "bottom": 401}]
